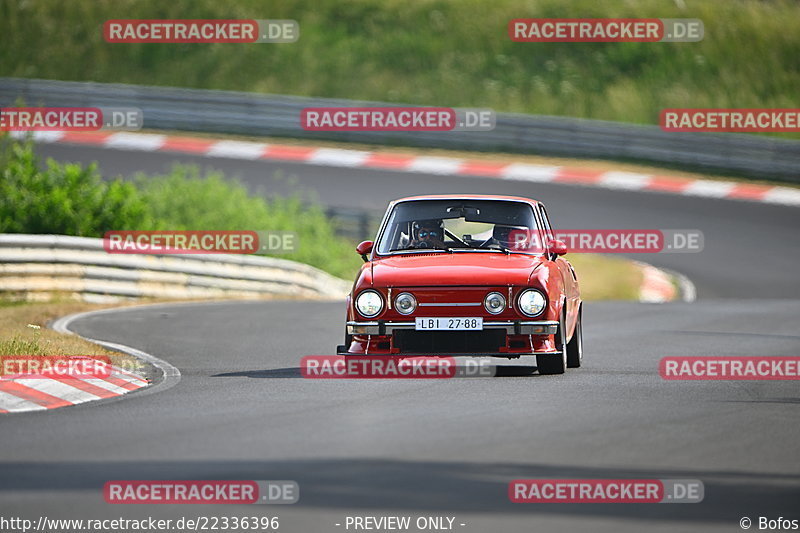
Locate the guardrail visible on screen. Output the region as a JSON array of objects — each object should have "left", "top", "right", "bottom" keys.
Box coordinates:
[
  {"left": 0, "top": 234, "right": 350, "bottom": 302},
  {"left": 1, "top": 78, "right": 799, "bottom": 181}
]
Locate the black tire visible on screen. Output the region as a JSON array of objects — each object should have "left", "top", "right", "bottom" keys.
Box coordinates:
[
  {"left": 337, "top": 327, "right": 353, "bottom": 354},
  {"left": 566, "top": 305, "right": 583, "bottom": 368},
  {"left": 537, "top": 309, "right": 567, "bottom": 375},
  {"left": 345, "top": 326, "right": 353, "bottom": 347}
]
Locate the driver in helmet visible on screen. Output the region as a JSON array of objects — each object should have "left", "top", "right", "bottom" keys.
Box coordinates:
[
  {"left": 410, "top": 219, "right": 446, "bottom": 249},
  {"left": 489, "top": 224, "right": 532, "bottom": 251}
]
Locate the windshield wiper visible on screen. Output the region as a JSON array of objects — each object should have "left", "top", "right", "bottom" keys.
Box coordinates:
[
  {"left": 449, "top": 246, "right": 511, "bottom": 254},
  {"left": 387, "top": 248, "right": 447, "bottom": 253}
]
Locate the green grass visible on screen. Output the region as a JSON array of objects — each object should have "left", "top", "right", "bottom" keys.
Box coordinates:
[
  {"left": 0, "top": 301, "right": 143, "bottom": 374},
  {"left": 567, "top": 253, "right": 642, "bottom": 301},
  {"left": 134, "top": 167, "right": 363, "bottom": 278},
  {"left": 0, "top": 334, "right": 42, "bottom": 356},
  {"left": 1, "top": 0, "right": 798, "bottom": 136}
]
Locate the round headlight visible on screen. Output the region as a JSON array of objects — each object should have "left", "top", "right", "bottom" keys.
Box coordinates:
[
  {"left": 355, "top": 290, "right": 383, "bottom": 318},
  {"left": 518, "top": 289, "right": 546, "bottom": 317},
  {"left": 484, "top": 291, "right": 507, "bottom": 315},
  {"left": 394, "top": 292, "right": 417, "bottom": 315}
]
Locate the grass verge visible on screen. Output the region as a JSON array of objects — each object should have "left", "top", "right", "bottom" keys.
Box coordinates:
[
  {"left": 568, "top": 253, "right": 642, "bottom": 302},
  {"left": 0, "top": 300, "right": 142, "bottom": 374}
]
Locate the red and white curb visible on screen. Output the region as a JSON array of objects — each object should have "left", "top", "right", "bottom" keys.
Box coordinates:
[
  {"left": 14, "top": 131, "right": 800, "bottom": 207},
  {"left": 0, "top": 306, "right": 181, "bottom": 414},
  {"left": 0, "top": 362, "right": 148, "bottom": 413},
  {"left": 636, "top": 261, "right": 696, "bottom": 304}
]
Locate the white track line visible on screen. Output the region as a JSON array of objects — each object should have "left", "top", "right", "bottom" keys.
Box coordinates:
[
  {"left": 407, "top": 156, "right": 463, "bottom": 175},
  {"left": 501, "top": 163, "right": 560, "bottom": 182},
  {"left": 0, "top": 390, "right": 47, "bottom": 412},
  {"left": 14, "top": 378, "right": 102, "bottom": 404},
  {"left": 206, "top": 140, "right": 268, "bottom": 159},
  {"left": 104, "top": 132, "right": 166, "bottom": 151},
  {"left": 599, "top": 171, "right": 653, "bottom": 190},
  {"left": 308, "top": 148, "right": 371, "bottom": 167}
]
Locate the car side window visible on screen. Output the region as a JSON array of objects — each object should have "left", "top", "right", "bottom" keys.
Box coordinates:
[
  {"left": 539, "top": 205, "right": 564, "bottom": 260},
  {"left": 539, "top": 205, "right": 554, "bottom": 240}
]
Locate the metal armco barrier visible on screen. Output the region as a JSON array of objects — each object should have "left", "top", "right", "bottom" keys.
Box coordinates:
[
  {"left": 0, "top": 234, "right": 350, "bottom": 302},
  {"left": 1, "top": 78, "right": 798, "bottom": 181}
]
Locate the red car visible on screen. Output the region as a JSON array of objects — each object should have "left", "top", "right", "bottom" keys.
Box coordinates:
[{"left": 337, "top": 194, "right": 583, "bottom": 374}]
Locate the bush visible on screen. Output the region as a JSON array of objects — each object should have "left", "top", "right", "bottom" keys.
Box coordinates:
[
  {"left": 134, "top": 166, "right": 362, "bottom": 277},
  {"left": 0, "top": 134, "right": 361, "bottom": 278},
  {"left": 0, "top": 138, "right": 154, "bottom": 235}
]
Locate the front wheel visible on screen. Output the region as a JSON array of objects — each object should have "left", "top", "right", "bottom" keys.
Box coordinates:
[
  {"left": 337, "top": 327, "right": 353, "bottom": 354},
  {"left": 537, "top": 310, "right": 567, "bottom": 375},
  {"left": 566, "top": 305, "right": 583, "bottom": 368}
]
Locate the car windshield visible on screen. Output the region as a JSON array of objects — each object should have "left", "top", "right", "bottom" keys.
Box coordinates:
[{"left": 375, "top": 199, "right": 541, "bottom": 255}]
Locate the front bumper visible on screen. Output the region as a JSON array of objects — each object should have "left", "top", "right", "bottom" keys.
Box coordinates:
[
  {"left": 346, "top": 320, "right": 558, "bottom": 336},
  {"left": 339, "top": 320, "right": 560, "bottom": 357}
]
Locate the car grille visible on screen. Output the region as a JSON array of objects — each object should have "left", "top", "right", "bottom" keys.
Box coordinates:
[{"left": 393, "top": 329, "right": 506, "bottom": 354}]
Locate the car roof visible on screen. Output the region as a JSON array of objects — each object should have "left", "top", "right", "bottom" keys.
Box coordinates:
[{"left": 390, "top": 194, "right": 541, "bottom": 206}]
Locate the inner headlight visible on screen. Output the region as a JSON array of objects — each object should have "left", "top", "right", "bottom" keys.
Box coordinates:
[
  {"left": 484, "top": 291, "right": 507, "bottom": 314},
  {"left": 394, "top": 292, "right": 417, "bottom": 315},
  {"left": 518, "top": 289, "right": 546, "bottom": 317},
  {"left": 355, "top": 290, "right": 383, "bottom": 318}
]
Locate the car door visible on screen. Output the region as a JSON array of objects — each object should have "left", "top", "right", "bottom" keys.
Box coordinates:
[{"left": 538, "top": 204, "right": 580, "bottom": 338}]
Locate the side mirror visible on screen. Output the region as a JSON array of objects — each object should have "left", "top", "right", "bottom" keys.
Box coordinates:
[
  {"left": 356, "top": 240, "right": 374, "bottom": 262},
  {"left": 548, "top": 239, "right": 568, "bottom": 256}
]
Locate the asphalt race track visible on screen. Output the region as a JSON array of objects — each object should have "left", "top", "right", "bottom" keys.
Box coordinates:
[{"left": 1, "top": 142, "right": 798, "bottom": 533}]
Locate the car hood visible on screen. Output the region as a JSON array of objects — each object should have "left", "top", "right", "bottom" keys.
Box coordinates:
[{"left": 371, "top": 252, "right": 542, "bottom": 287}]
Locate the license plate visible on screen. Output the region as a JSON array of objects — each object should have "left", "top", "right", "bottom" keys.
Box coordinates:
[{"left": 415, "top": 317, "right": 483, "bottom": 331}]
